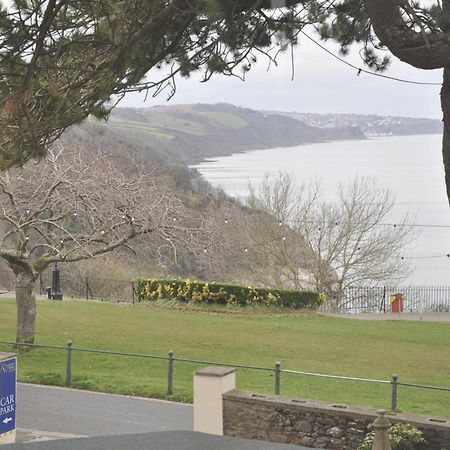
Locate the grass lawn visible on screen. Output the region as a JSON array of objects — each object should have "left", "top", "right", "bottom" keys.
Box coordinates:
[
  {"left": 198, "top": 111, "right": 248, "bottom": 129},
  {"left": 1, "top": 297, "right": 449, "bottom": 418}
]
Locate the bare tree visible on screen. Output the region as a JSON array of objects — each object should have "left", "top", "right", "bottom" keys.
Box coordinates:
[
  {"left": 0, "top": 143, "right": 199, "bottom": 344},
  {"left": 235, "top": 209, "right": 315, "bottom": 290},
  {"left": 245, "top": 173, "right": 320, "bottom": 289},
  {"left": 248, "top": 174, "right": 416, "bottom": 307},
  {"left": 174, "top": 189, "right": 308, "bottom": 288}
]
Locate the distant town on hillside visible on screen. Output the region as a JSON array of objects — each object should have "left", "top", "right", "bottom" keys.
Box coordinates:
[{"left": 264, "top": 110, "right": 443, "bottom": 136}]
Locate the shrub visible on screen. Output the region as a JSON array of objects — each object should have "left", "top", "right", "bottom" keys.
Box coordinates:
[
  {"left": 138, "top": 278, "right": 321, "bottom": 309},
  {"left": 358, "top": 423, "right": 426, "bottom": 450}
]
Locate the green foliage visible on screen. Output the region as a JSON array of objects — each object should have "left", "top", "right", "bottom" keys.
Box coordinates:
[
  {"left": 358, "top": 423, "right": 427, "bottom": 450},
  {"left": 316, "top": 0, "right": 392, "bottom": 71},
  {"left": 0, "top": 1, "right": 307, "bottom": 168},
  {"left": 138, "top": 278, "right": 321, "bottom": 309}
]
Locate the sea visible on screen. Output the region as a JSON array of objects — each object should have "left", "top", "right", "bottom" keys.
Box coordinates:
[{"left": 190, "top": 134, "right": 450, "bottom": 285}]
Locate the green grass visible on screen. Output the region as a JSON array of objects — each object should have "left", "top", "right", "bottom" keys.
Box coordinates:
[
  {"left": 107, "top": 119, "right": 175, "bottom": 140},
  {"left": 1, "top": 297, "right": 449, "bottom": 418},
  {"left": 109, "top": 115, "right": 204, "bottom": 136},
  {"left": 142, "top": 114, "right": 205, "bottom": 135},
  {"left": 199, "top": 112, "right": 248, "bottom": 129}
]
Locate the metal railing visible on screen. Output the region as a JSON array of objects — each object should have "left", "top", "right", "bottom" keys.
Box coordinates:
[
  {"left": 0, "top": 269, "right": 15, "bottom": 292},
  {"left": 2, "top": 339, "right": 450, "bottom": 412},
  {"left": 38, "top": 273, "right": 138, "bottom": 303},
  {"left": 3, "top": 268, "right": 450, "bottom": 311},
  {"left": 319, "top": 285, "right": 450, "bottom": 314},
  {"left": 0, "top": 268, "right": 138, "bottom": 303}
]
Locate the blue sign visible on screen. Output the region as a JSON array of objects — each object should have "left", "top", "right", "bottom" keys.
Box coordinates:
[{"left": 0, "top": 357, "right": 16, "bottom": 435}]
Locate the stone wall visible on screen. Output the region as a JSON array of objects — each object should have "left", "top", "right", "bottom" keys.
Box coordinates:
[{"left": 223, "top": 390, "right": 450, "bottom": 449}]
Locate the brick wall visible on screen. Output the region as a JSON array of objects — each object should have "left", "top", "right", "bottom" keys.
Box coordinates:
[{"left": 223, "top": 390, "right": 450, "bottom": 449}]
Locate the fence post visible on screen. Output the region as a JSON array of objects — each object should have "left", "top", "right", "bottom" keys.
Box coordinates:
[
  {"left": 391, "top": 374, "right": 398, "bottom": 411},
  {"left": 131, "top": 282, "right": 135, "bottom": 305},
  {"left": 136, "top": 281, "right": 141, "bottom": 303},
  {"left": 371, "top": 410, "right": 392, "bottom": 450},
  {"left": 66, "top": 340, "right": 73, "bottom": 386},
  {"left": 167, "top": 350, "right": 174, "bottom": 396},
  {"left": 275, "top": 361, "right": 281, "bottom": 395}
]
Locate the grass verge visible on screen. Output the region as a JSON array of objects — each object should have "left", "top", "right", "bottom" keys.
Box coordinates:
[{"left": 1, "top": 297, "right": 449, "bottom": 417}]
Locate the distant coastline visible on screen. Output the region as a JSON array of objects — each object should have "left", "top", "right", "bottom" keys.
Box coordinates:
[
  {"left": 263, "top": 110, "right": 443, "bottom": 138},
  {"left": 191, "top": 133, "right": 449, "bottom": 284},
  {"left": 76, "top": 103, "right": 442, "bottom": 169},
  {"left": 106, "top": 103, "right": 366, "bottom": 167},
  {"left": 189, "top": 132, "right": 443, "bottom": 168}
]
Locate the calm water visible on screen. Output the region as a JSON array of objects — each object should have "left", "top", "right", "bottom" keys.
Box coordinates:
[{"left": 191, "top": 134, "right": 450, "bottom": 285}]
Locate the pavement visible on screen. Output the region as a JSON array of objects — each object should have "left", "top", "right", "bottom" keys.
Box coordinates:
[
  {"left": 15, "top": 429, "right": 84, "bottom": 445},
  {"left": 13, "top": 384, "right": 314, "bottom": 449},
  {"left": 16, "top": 383, "right": 192, "bottom": 441},
  {"left": 332, "top": 312, "right": 450, "bottom": 321}
]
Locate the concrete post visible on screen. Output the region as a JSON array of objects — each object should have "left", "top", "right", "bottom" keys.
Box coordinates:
[
  {"left": 371, "top": 410, "right": 392, "bottom": 450},
  {"left": 0, "top": 352, "right": 17, "bottom": 445},
  {"left": 193, "top": 366, "right": 236, "bottom": 435}
]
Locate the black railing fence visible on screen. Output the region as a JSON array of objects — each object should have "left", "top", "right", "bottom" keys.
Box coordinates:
[
  {"left": 0, "top": 268, "right": 137, "bottom": 303},
  {"left": 2, "top": 265, "right": 450, "bottom": 312},
  {"left": 39, "top": 271, "right": 138, "bottom": 303},
  {"left": 319, "top": 285, "right": 450, "bottom": 314},
  {"left": 0, "top": 269, "right": 15, "bottom": 292}
]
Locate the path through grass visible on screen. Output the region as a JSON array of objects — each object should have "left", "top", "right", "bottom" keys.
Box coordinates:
[{"left": 0, "top": 298, "right": 449, "bottom": 417}]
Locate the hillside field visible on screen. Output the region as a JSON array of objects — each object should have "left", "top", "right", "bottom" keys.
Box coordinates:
[{"left": 1, "top": 298, "right": 449, "bottom": 418}]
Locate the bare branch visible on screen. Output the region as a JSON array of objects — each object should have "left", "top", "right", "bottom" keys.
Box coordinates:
[
  {"left": 247, "top": 173, "right": 416, "bottom": 304},
  {"left": 0, "top": 139, "right": 200, "bottom": 276}
]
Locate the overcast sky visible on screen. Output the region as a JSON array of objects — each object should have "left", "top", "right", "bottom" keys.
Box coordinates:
[{"left": 119, "top": 31, "right": 443, "bottom": 119}]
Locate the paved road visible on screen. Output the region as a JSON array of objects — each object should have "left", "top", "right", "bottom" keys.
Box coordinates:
[
  {"left": 17, "top": 383, "right": 192, "bottom": 437},
  {"left": 16, "top": 385, "right": 315, "bottom": 450},
  {"left": 6, "top": 430, "right": 315, "bottom": 450}
]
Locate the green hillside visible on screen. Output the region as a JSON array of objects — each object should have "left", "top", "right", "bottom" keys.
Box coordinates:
[{"left": 81, "top": 103, "right": 365, "bottom": 166}]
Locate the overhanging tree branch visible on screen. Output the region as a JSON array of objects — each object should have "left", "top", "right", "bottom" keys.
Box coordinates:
[{"left": 364, "top": 0, "right": 450, "bottom": 69}]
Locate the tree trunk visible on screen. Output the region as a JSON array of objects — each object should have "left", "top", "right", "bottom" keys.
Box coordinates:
[
  {"left": 364, "top": 0, "right": 450, "bottom": 69},
  {"left": 441, "top": 68, "right": 450, "bottom": 206},
  {"left": 15, "top": 269, "right": 37, "bottom": 345}
]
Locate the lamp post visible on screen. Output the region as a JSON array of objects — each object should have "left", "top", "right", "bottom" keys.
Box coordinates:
[{"left": 50, "top": 262, "right": 63, "bottom": 300}]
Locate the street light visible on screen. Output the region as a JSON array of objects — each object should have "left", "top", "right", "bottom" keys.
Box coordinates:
[{"left": 50, "top": 262, "right": 63, "bottom": 300}]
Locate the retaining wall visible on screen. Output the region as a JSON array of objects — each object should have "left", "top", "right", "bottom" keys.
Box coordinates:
[{"left": 223, "top": 390, "right": 450, "bottom": 449}]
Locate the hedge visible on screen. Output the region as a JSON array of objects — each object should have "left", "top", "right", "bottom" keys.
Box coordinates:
[{"left": 138, "top": 278, "right": 322, "bottom": 309}]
